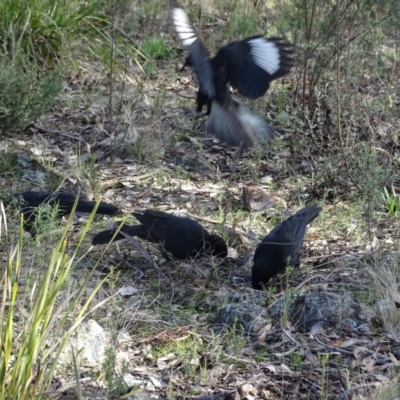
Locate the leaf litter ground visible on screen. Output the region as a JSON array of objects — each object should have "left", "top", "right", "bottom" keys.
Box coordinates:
[{"left": 3, "top": 24, "right": 400, "bottom": 400}]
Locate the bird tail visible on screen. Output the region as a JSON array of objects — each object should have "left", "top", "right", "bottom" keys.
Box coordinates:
[
  {"left": 75, "top": 200, "right": 118, "bottom": 215},
  {"left": 92, "top": 225, "right": 147, "bottom": 245},
  {"left": 297, "top": 205, "right": 323, "bottom": 225},
  {"left": 207, "top": 98, "right": 277, "bottom": 149}
]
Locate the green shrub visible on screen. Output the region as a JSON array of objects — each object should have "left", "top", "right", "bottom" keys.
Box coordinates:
[
  {"left": 0, "top": 0, "right": 106, "bottom": 60},
  {"left": 0, "top": 203, "right": 108, "bottom": 399},
  {"left": 273, "top": 0, "right": 400, "bottom": 116},
  {"left": 0, "top": 54, "right": 62, "bottom": 134},
  {"left": 142, "top": 35, "right": 174, "bottom": 60}
]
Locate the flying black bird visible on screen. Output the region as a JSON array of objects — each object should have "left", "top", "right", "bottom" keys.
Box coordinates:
[
  {"left": 252, "top": 205, "right": 322, "bottom": 290},
  {"left": 171, "top": 2, "right": 293, "bottom": 149},
  {"left": 2, "top": 191, "right": 119, "bottom": 234},
  {"left": 92, "top": 209, "right": 228, "bottom": 259}
]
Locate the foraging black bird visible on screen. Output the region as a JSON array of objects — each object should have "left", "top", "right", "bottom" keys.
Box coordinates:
[
  {"left": 92, "top": 209, "right": 228, "bottom": 259},
  {"left": 171, "top": 2, "right": 293, "bottom": 148},
  {"left": 2, "top": 191, "right": 119, "bottom": 233},
  {"left": 252, "top": 205, "right": 322, "bottom": 290}
]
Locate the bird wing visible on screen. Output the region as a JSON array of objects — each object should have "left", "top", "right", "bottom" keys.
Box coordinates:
[
  {"left": 134, "top": 210, "right": 207, "bottom": 257},
  {"left": 263, "top": 214, "right": 305, "bottom": 246},
  {"left": 214, "top": 36, "right": 293, "bottom": 99},
  {"left": 20, "top": 191, "right": 56, "bottom": 207},
  {"left": 134, "top": 210, "right": 205, "bottom": 240},
  {"left": 49, "top": 193, "right": 118, "bottom": 215},
  {"left": 17, "top": 191, "right": 118, "bottom": 215},
  {"left": 171, "top": 6, "right": 215, "bottom": 101},
  {"left": 263, "top": 205, "right": 322, "bottom": 262}
]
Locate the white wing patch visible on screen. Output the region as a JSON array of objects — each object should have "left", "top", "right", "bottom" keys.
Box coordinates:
[
  {"left": 172, "top": 8, "right": 197, "bottom": 47},
  {"left": 248, "top": 38, "right": 281, "bottom": 75}
]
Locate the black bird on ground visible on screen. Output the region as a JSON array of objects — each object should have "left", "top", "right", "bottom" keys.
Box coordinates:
[
  {"left": 252, "top": 205, "right": 322, "bottom": 290},
  {"left": 2, "top": 191, "right": 119, "bottom": 234},
  {"left": 171, "top": 2, "right": 293, "bottom": 149},
  {"left": 92, "top": 209, "right": 228, "bottom": 259}
]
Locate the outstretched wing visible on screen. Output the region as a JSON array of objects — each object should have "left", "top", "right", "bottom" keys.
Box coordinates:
[
  {"left": 214, "top": 36, "right": 293, "bottom": 99},
  {"left": 171, "top": 6, "right": 215, "bottom": 101}
]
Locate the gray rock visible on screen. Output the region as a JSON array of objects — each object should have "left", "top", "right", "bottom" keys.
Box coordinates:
[
  {"left": 272, "top": 292, "right": 375, "bottom": 333},
  {"left": 58, "top": 319, "right": 111, "bottom": 368},
  {"left": 127, "top": 389, "right": 155, "bottom": 400},
  {"left": 212, "top": 301, "right": 269, "bottom": 334},
  {"left": 374, "top": 299, "right": 396, "bottom": 320},
  {"left": 122, "top": 373, "right": 142, "bottom": 388}
]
